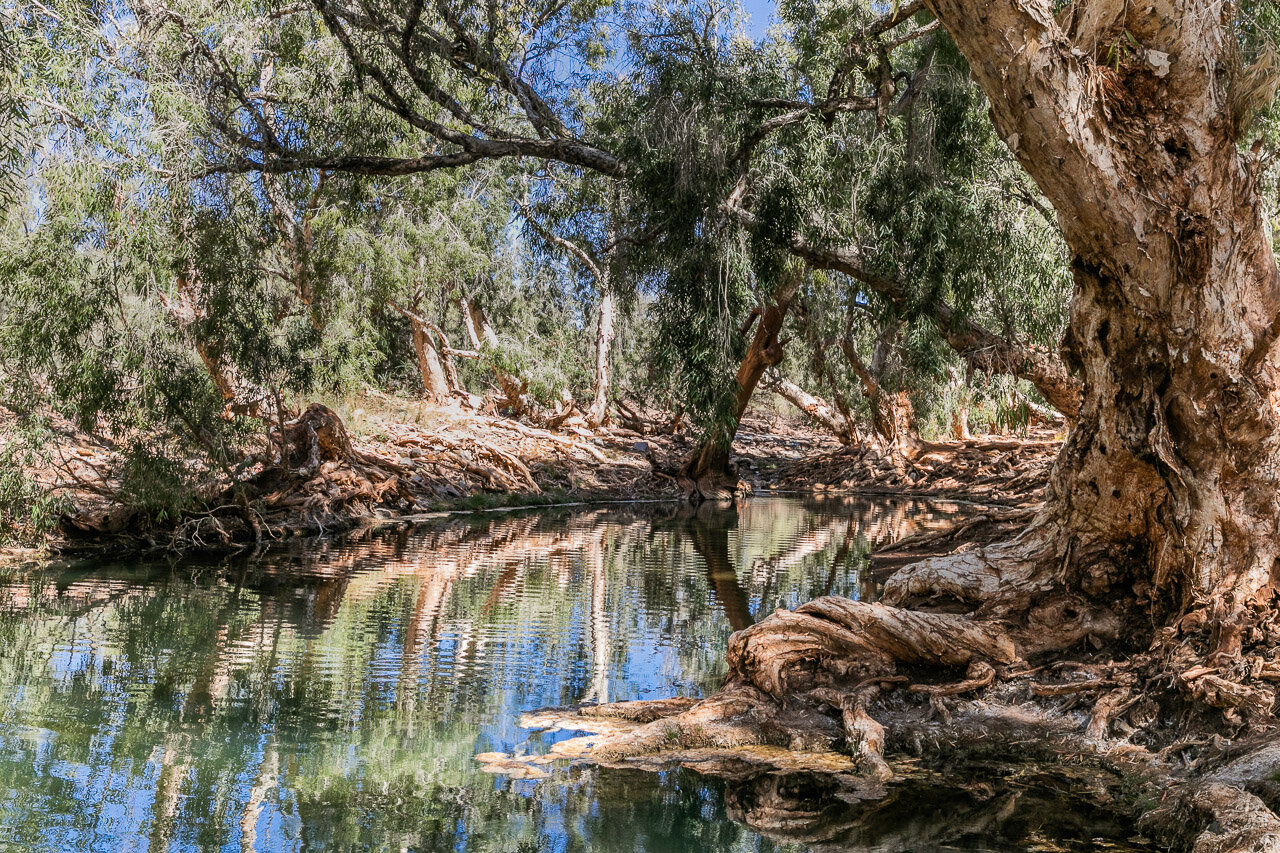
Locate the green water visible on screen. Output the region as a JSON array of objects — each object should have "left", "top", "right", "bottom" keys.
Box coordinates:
[{"left": 0, "top": 497, "right": 1150, "bottom": 852}]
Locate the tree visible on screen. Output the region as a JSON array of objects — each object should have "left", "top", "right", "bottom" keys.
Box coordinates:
[
  {"left": 530, "top": 4, "right": 1280, "bottom": 845},
  {"left": 125, "top": 0, "right": 1079, "bottom": 468},
  {"left": 0, "top": 15, "right": 25, "bottom": 210},
  {"left": 917, "top": 0, "right": 1280, "bottom": 626},
  {"left": 518, "top": 174, "right": 628, "bottom": 428},
  {"left": 655, "top": 0, "right": 1280, "bottom": 647},
  {"left": 351, "top": 169, "right": 507, "bottom": 402}
]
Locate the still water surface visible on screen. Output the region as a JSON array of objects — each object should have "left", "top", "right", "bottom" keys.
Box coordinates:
[{"left": 0, "top": 497, "right": 1149, "bottom": 852}]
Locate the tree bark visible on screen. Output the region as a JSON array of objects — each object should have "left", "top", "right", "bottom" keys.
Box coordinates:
[
  {"left": 388, "top": 300, "right": 472, "bottom": 401},
  {"left": 923, "top": 0, "right": 1280, "bottom": 617},
  {"left": 682, "top": 264, "right": 806, "bottom": 498},
  {"left": 585, "top": 287, "right": 617, "bottom": 428},
  {"left": 410, "top": 318, "right": 452, "bottom": 400},
  {"left": 764, "top": 370, "right": 861, "bottom": 445},
  {"left": 839, "top": 335, "right": 921, "bottom": 460}
]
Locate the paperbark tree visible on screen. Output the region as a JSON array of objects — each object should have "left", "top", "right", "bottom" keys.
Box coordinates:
[
  {"left": 763, "top": 371, "right": 862, "bottom": 445},
  {"left": 720, "top": 0, "right": 1280, "bottom": 706},
  {"left": 458, "top": 295, "right": 533, "bottom": 416},
  {"left": 838, "top": 324, "right": 922, "bottom": 460},
  {"left": 520, "top": 212, "right": 619, "bottom": 428},
  {"left": 917, "top": 0, "right": 1280, "bottom": 620},
  {"left": 388, "top": 300, "right": 474, "bottom": 401}
]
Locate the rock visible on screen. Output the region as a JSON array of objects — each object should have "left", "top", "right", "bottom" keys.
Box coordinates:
[{"left": 632, "top": 441, "right": 650, "bottom": 454}]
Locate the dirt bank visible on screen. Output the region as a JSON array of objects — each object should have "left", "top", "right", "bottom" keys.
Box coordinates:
[{"left": 7, "top": 398, "right": 1057, "bottom": 557}]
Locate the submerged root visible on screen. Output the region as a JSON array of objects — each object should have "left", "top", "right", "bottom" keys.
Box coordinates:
[{"left": 1143, "top": 781, "right": 1280, "bottom": 853}]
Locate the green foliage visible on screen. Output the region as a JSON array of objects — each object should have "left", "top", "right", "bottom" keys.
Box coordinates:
[
  {"left": 600, "top": 2, "right": 796, "bottom": 433},
  {"left": 113, "top": 441, "right": 202, "bottom": 522},
  {"left": 0, "top": 422, "right": 70, "bottom": 546},
  {"left": 1, "top": 0, "right": 1087, "bottom": 522},
  {"left": 0, "top": 17, "right": 25, "bottom": 211}
]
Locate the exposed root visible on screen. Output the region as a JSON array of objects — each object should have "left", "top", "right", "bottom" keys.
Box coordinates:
[
  {"left": 1086, "top": 687, "right": 1133, "bottom": 740},
  {"left": 879, "top": 532, "right": 1048, "bottom": 608},
  {"left": 1143, "top": 782, "right": 1280, "bottom": 853},
  {"left": 908, "top": 660, "right": 996, "bottom": 697},
  {"left": 491, "top": 514, "right": 1280, "bottom": 851},
  {"left": 726, "top": 597, "right": 1015, "bottom": 699},
  {"left": 839, "top": 693, "right": 892, "bottom": 780}
]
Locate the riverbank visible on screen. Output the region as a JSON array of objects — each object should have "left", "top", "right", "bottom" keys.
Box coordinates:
[{"left": 6, "top": 397, "right": 1060, "bottom": 558}]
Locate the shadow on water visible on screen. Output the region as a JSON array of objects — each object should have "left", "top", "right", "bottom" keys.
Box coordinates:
[
  {"left": 719, "top": 768, "right": 1145, "bottom": 852},
  {"left": 0, "top": 498, "right": 1150, "bottom": 852}
]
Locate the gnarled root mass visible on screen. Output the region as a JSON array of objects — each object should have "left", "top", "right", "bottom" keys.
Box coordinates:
[{"left": 506, "top": 525, "right": 1280, "bottom": 851}]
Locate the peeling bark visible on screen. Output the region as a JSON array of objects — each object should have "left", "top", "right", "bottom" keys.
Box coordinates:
[
  {"left": 924, "top": 0, "right": 1280, "bottom": 617},
  {"left": 411, "top": 319, "right": 452, "bottom": 400},
  {"left": 586, "top": 287, "right": 617, "bottom": 428},
  {"left": 486, "top": 7, "right": 1280, "bottom": 846}
]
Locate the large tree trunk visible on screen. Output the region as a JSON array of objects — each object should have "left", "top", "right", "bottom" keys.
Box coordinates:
[
  {"left": 489, "top": 5, "right": 1280, "bottom": 835},
  {"left": 682, "top": 265, "right": 805, "bottom": 499},
  {"left": 918, "top": 0, "right": 1280, "bottom": 619},
  {"left": 388, "top": 300, "right": 473, "bottom": 402},
  {"left": 585, "top": 287, "right": 617, "bottom": 428},
  {"left": 839, "top": 332, "right": 922, "bottom": 460}
]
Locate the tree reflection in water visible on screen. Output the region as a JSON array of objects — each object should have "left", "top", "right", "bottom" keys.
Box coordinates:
[{"left": 0, "top": 498, "right": 1144, "bottom": 852}]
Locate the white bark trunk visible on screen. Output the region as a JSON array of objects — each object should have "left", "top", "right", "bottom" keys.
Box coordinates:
[{"left": 586, "top": 288, "right": 616, "bottom": 428}]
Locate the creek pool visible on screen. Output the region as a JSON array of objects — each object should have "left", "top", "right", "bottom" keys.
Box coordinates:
[{"left": 0, "top": 497, "right": 1150, "bottom": 852}]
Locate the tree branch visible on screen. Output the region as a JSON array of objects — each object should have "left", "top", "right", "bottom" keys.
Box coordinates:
[{"left": 725, "top": 204, "right": 1082, "bottom": 420}]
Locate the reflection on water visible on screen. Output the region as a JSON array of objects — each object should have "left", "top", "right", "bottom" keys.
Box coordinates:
[{"left": 0, "top": 498, "right": 1143, "bottom": 852}]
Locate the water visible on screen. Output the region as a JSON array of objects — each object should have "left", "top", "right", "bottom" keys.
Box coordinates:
[{"left": 0, "top": 497, "right": 1149, "bottom": 852}]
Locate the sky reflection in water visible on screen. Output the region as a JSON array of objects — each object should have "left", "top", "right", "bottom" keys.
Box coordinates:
[{"left": 0, "top": 497, "right": 1146, "bottom": 852}]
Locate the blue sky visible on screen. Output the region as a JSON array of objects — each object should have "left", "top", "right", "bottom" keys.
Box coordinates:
[{"left": 740, "top": 0, "right": 777, "bottom": 39}]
